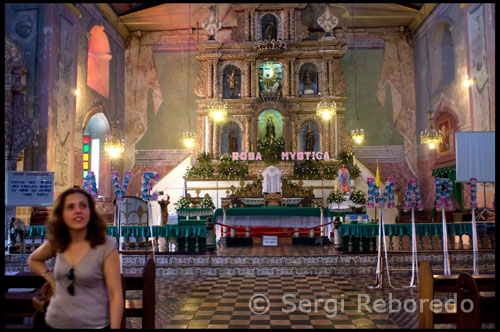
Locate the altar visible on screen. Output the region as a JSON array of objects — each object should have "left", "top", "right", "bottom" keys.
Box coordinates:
[{"left": 214, "top": 206, "right": 333, "bottom": 240}]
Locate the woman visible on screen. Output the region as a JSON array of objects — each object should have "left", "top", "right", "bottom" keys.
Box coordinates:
[{"left": 28, "top": 187, "right": 123, "bottom": 329}]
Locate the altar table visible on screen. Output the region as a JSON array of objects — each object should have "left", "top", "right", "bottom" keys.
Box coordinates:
[{"left": 213, "top": 207, "right": 332, "bottom": 228}]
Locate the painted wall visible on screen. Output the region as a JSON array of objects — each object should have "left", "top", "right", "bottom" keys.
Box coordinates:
[
  {"left": 135, "top": 51, "right": 199, "bottom": 150},
  {"left": 340, "top": 49, "right": 404, "bottom": 147}
]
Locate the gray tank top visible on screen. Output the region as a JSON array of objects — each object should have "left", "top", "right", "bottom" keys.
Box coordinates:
[{"left": 45, "top": 236, "right": 116, "bottom": 329}]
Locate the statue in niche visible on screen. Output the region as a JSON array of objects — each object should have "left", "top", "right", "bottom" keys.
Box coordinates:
[
  {"left": 272, "top": 78, "right": 282, "bottom": 94},
  {"left": 265, "top": 117, "right": 276, "bottom": 138},
  {"left": 228, "top": 130, "right": 238, "bottom": 154},
  {"left": 227, "top": 69, "right": 239, "bottom": 98},
  {"left": 304, "top": 70, "right": 315, "bottom": 95},
  {"left": 305, "top": 127, "right": 315, "bottom": 152},
  {"left": 265, "top": 20, "right": 276, "bottom": 40}
]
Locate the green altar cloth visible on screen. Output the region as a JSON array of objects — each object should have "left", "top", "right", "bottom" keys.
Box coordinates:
[
  {"left": 338, "top": 222, "right": 491, "bottom": 237},
  {"left": 26, "top": 225, "right": 207, "bottom": 239},
  {"left": 107, "top": 225, "right": 208, "bottom": 238}
]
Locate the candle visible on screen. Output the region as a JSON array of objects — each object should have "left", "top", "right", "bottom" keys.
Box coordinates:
[
  {"left": 335, "top": 177, "right": 339, "bottom": 192},
  {"left": 353, "top": 154, "right": 356, "bottom": 166}
]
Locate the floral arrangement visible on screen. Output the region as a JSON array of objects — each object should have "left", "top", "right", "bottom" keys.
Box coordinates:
[
  {"left": 293, "top": 160, "right": 321, "bottom": 180},
  {"left": 257, "top": 137, "right": 285, "bottom": 162},
  {"left": 349, "top": 189, "right": 367, "bottom": 205},
  {"left": 402, "top": 178, "right": 423, "bottom": 212},
  {"left": 111, "top": 171, "right": 132, "bottom": 202},
  {"left": 349, "top": 164, "right": 361, "bottom": 180},
  {"left": 435, "top": 177, "right": 453, "bottom": 209},
  {"left": 174, "top": 196, "right": 191, "bottom": 209},
  {"left": 366, "top": 178, "right": 378, "bottom": 208},
  {"left": 217, "top": 153, "right": 248, "bottom": 180},
  {"left": 141, "top": 172, "right": 160, "bottom": 201},
  {"left": 185, "top": 165, "right": 215, "bottom": 179},
  {"left": 469, "top": 178, "right": 478, "bottom": 209},
  {"left": 198, "top": 196, "right": 215, "bottom": 209},
  {"left": 383, "top": 177, "right": 396, "bottom": 208},
  {"left": 83, "top": 171, "right": 98, "bottom": 199},
  {"left": 327, "top": 191, "right": 346, "bottom": 204},
  {"left": 322, "top": 165, "right": 338, "bottom": 180}
]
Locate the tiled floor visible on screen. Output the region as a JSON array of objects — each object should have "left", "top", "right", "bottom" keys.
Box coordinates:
[{"left": 126, "top": 273, "right": 425, "bottom": 329}]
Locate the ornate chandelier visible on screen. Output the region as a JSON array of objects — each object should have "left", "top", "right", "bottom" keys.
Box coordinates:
[
  {"left": 350, "top": 4, "right": 364, "bottom": 145},
  {"left": 351, "top": 128, "right": 365, "bottom": 144},
  {"left": 316, "top": 100, "right": 337, "bottom": 121},
  {"left": 183, "top": 132, "right": 196, "bottom": 149},
  {"left": 208, "top": 98, "right": 227, "bottom": 122},
  {"left": 420, "top": 127, "right": 443, "bottom": 150},
  {"left": 104, "top": 120, "right": 124, "bottom": 159}
]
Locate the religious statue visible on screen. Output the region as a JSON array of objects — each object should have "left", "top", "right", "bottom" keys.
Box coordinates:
[
  {"left": 158, "top": 196, "right": 170, "bottom": 226},
  {"left": 265, "top": 117, "right": 275, "bottom": 138},
  {"left": 305, "top": 128, "right": 315, "bottom": 152},
  {"left": 265, "top": 20, "right": 276, "bottom": 40},
  {"left": 272, "top": 78, "right": 282, "bottom": 94},
  {"left": 227, "top": 70, "right": 239, "bottom": 98},
  {"left": 338, "top": 164, "right": 350, "bottom": 193},
  {"left": 305, "top": 70, "right": 312, "bottom": 90},
  {"left": 228, "top": 130, "right": 238, "bottom": 153}
]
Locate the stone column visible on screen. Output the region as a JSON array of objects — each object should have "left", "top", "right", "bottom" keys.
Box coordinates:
[
  {"left": 213, "top": 122, "right": 219, "bottom": 157},
  {"left": 291, "top": 59, "right": 297, "bottom": 97},
  {"left": 250, "top": 9, "right": 255, "bottom": 41},
  {"left": 290, "top": 9, "right": 295, "bottom": 40},
  {"left": 245, "top": 59, "right": 251, "bottom": 98},
  {"left": 245, "top": 115, "right": 251, "bottom": 151},
  {"left": 251, "top": 61, "right": 256, "bottom": 98},
  {"left": 207, "top": 116, "right": 213, "bottom": 155},
  {"left": 290, "top": 116, "right": 296, "bottom": 151},
  {"left": 207, "top": 61, "right": 213, "bottom": 98},
  {"left": 244, "top": 9, "right": 249, "bottom": 41},
  {"left": 320, "top": 59, "right": 327, "bottom": 96},
  {"left": 283, "top": 59, "right": 289, "bottom": 97},
  {"left": 284, "top": 9, "right": 289, "bottom": 41},
  {"left": 212, "top": 60, "right": 219, "bottom": 98},
  {"left": 328, "top": 58, "right": 334, "bottom": 96}
]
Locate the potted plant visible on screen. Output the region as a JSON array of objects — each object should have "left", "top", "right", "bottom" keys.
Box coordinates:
[
  {"left": 327, "top": 191, "right": 346, "bottom": 217},
  {"left": 349, "top": 189, "right": 366, "bottom": 213}
]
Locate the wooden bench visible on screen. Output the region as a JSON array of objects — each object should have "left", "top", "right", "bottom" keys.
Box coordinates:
[
  {"left": 120, "top": 258, "right": 156, "bottom": 329},
  {"left": 418, "top": 260, "right": 495, "bottom": 329},
  {"left": 4, "top": 272, "right": 46, "bottom": 329},
  {"left": 456, "top": 272, "right": 496, "bottom": 329}
]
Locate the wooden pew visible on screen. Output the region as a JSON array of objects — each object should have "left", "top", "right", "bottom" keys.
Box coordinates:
[
  {"left": 120, "top": 258, "right": 156, "bottom": 329},
  {"left": 4, "top": 272, "right": 46, "bottom": 329},
  {"left": 456, "top": 272, "right": 496, "bottom": 329},
  {"left": 418, "top": 260, "right": 495, "bottom": 329}
]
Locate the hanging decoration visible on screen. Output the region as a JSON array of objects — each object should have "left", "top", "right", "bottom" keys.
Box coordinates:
[
  {"left": 83, "top": 171, "right": 98, "bottom": 199},
  {"left": 141, "top": 172, "right": 160, "bottom": 201}
]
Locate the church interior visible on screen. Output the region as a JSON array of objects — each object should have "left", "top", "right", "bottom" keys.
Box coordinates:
[{"left": 5, "top": 3, "right": 496, "bottom": 329}]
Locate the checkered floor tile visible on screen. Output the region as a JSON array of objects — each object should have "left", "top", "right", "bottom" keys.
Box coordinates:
[{"left": 124, "top": 273, "right": 438, "bottom": 329}]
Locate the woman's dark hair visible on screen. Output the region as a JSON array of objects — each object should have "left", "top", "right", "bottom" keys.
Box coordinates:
[{"left": 46, "top": 187, "right": 107, "bottom": 252}]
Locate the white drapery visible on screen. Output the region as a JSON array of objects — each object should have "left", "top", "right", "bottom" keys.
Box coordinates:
[{"left": 262, "top": 166, "right": 282, "bottom": 194}]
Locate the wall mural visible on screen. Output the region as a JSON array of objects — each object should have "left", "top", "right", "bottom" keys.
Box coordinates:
[{"left": 468, "top": 4, "right": 492, "bottom": 131}]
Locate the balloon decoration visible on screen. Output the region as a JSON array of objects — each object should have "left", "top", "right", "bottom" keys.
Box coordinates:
[
  {"left": 112, "top": 171, "right": 132, "bottom": 202},
  {"left": 83, "top": 171, "right": 98, "bottom": 199},
  {"left": 403, "top": 178, "right": 424, "bottom": 212},
  {"left": 141, "top": 172, "right": 160, "bottom": 201}
]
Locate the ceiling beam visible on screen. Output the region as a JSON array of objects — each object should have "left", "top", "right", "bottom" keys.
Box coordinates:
[
  {"left": 408, "top": 3, "right": 437, "bottom": 33},
  {"left": 95, "top": 3, "right": 130, "bottom": 41}
]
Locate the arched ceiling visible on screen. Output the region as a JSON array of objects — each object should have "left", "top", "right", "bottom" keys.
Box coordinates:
[{"left": 103, "top": 3, "right": 434, "bottom": 37}]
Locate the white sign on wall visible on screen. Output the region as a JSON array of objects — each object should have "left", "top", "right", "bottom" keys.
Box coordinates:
[{"left": 6, "top": 171, "right": 55, "bottom": 207}]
